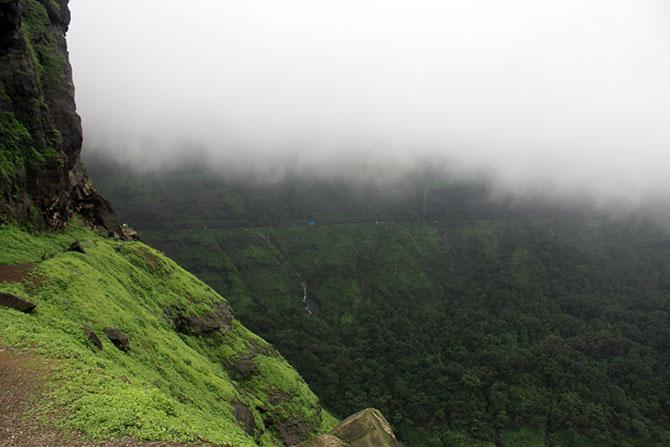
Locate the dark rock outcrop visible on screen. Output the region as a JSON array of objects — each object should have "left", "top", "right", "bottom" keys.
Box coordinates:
[
  {"left": 103, "top": 327, "right": 130, "bottom": 352},
  {"left": 276, "top": 417, "right": 315, "bottom": 447},
  {"left": 298, "top": 435, "right": 350, "bottom": 447},
  {"left": 0, "top": 0, "right": 21, "bottom": 51},
  {"left": 0, "top": 291, "right": 35, "bottom": 313},
  {"left": 0, "top": 0, "right": 127, "bottom": 237},
  {"left": 82, "top": 326, "right": 102, "bottom": 350},
  {"left": 169, "top": 302, "right": 233, "bottom": 335},
  {"left": 232, "top": 400, "right": 256, "bottom": 436},
  {"left": 296, "top": 409, "right": 400, "bottom": 447},
  {"left": 226, "top": 355, "right": 259, "bottom": 381}
]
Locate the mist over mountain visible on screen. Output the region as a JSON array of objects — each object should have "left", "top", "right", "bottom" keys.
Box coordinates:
[
  {"left": 86, "top": 149, "right": 670, "bottom": 447},
  {"left": 1, "top": 1, "right": 662, "bottom": 445},
  {"left": 69, "top": 0, "right": 670, "bottom": 208}
]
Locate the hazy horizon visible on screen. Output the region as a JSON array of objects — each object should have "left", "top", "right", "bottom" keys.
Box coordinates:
[{"left": 69, "top": 0, "right": 670, "bottom": 208}]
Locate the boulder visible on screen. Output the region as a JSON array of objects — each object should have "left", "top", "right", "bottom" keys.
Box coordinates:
[
  {"left": 232, "top": 400, "right": 256, "bottom": 435},
  {"left": 226, "top": 355, "right": 258, "bottom": 381},
  {"left": 82, "top": 326, "right": 103, "bottom": 350},
  {"left": 0, "top": 292, "right": 36, "bottom": 313},
  {"left": 68, "top": 240, "right": 86, "bottom": 254},
  {"left": 171, "top": 302, "right": 233, "bottom": 335},
  {"left": 120, "top": 224, "right": 139, "bottom": 241},
  {"left": 331, "top": 409, "right": 401, "bottom": 447},
  {"left": 103, "top": 327, "right": 130, "bottom": 352},
  {"left": 295, "top": 409, "right": 400, "bottom": 447},
  {"left": 297, "top": 435, "right": 351, "bottom": 447}
]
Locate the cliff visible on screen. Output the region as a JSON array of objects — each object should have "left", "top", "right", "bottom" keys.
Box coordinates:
[{"left": 0, "top": 0, "right": 124, "bottom": 236}]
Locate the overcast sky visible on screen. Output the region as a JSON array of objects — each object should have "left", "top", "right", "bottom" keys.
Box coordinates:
[{"left": 68, "top": 0, "right": 670, "bottom": 203}]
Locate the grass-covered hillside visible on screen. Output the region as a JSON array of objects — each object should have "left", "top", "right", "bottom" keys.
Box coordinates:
[
  {"left": 0, "top": 222, "right": 336, "bottom": 446},
  {"left": 88, "top": 156, "right": 670, "bottom": 447}
]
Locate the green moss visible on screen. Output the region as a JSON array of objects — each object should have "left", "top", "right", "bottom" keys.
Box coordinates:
[
  {"left": 250, "top": 354, "right": 340, "bottom": 435},
  {"left": 0, "top": 80, "right": 9, "bottom": 102},
  {"left": 0, "top": 112, "right": 34, "bottom": 179},
  {"left": 0, "top": 222, "right": 334, "bottom": 445},
  {"left": 20, "top": 0, "right": 67, "bottom": 86},
  {"left": 0, "top": 114, "right": 63, "bottom": 185}
]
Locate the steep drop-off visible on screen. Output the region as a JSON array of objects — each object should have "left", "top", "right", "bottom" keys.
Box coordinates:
[
  {"left": 0, "top": 222, "right": 337, "bottom": 445},
  {"left": 0, "top": 0, "right": 123, "bottom": 234},
  {"left": 87, "top": 158, "right": 670, "bottom": 447}
]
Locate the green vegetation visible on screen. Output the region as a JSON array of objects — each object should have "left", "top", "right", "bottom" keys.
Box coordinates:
[
  {"left": 0, "top": 222, "right": 335, "bottom": 445},
  {"left": 20, "top": 0, "right": 67, "bottom": 87},
  {"left": 0, "top": 111, "right": 62, "bottom": 181},
  {"left": 89, "top": 158, "right": 670, "bottom": 446},
  {"left": 0, "top": 1, "right": 67, "bottom": 202},
  {"left": 0, "top": 112, "right": 33, "bottom": 179}
]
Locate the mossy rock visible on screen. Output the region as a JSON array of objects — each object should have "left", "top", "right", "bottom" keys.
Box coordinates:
[
  {"left": 297, "top": 409, "right": 400, "bottom": 447},
  {"left": 331, "top": 409, "right": 401, "bottom": 447}
]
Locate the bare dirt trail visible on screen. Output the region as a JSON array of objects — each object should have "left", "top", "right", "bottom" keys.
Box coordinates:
[
  {"left": 0, "top": 348, "right": 210, "bottom": 447},
  {"left": 0, "top": 264, "right": 34, "bottom": 284}
]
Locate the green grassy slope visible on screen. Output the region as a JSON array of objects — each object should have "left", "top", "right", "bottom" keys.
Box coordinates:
[{"left": 0, "top": 222, "right": 337, "bottom": 446}]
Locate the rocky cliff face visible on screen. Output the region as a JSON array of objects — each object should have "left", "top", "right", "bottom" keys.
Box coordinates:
[{"left": 0, "top": 0, "right": 125, "bottom": 236}]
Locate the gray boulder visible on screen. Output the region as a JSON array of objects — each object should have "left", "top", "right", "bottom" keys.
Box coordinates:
[{"left": 296, "top": 409, "right": 400, "bottom": 447}]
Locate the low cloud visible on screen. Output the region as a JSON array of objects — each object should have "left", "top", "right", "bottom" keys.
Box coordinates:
[{"left": 69, "top": 0, "right": 670, "bottom": 208}]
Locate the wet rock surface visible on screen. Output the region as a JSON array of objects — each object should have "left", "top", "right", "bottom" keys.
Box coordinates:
[
  {"left": 169, "top": 302, "right": 233, "bottom": 335},
  {"left": 103, "top": 327, "right": 130, "bottom": 352},
  {"left": 83, "top": 326, "right": 103, "bottom": 350},
  {"left": 297, "top": 434, "right": 351, "bottom": 447},
  {"left": 276, "top": 416, "right": 315, "bottom": 447},
  {"left": 0, "top": 0, "right": 21, "bottom": 51},
  {"left": 232, "top": 400, "right": 255, "bottom": 435},
  {"left": 0, "top": 292, "right": 36, "bottom": 313},
  {"left": 296, "top": 409, "right": 400, "bottom": 447},
  {"left": 225, "top": 355, "right": 259, "bottom": 381},
  {"left": 0, "top": 0, "right": 127, "bottom": 237}
]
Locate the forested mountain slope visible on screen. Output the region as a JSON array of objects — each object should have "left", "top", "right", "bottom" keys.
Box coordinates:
[{"left": 89, "top": 155, "right": 670, "bottom": 446}]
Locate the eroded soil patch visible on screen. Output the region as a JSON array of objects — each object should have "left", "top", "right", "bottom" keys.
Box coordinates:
[
  {"left": 0, "top": 347, "right": 213, "bottom": 447},
  {"left": 0, "top": 264, "right": 34, "bottom": 283}
]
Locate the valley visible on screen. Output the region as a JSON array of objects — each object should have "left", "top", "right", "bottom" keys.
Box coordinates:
[{"left": 89, "top": 156, "right": 670, "bottom": 446}]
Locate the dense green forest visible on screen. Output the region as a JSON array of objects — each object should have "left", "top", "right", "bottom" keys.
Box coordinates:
[{"left": 88, "top": 155, "right": 670, "bottom": 446}]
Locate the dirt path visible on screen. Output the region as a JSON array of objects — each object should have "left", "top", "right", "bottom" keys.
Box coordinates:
[
  {"left": 0, "top": 264, "right": 34, "bottom": 283},
  {"left": 0, "top": 348, "right": 212, "bottom": 447}
]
